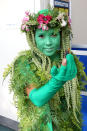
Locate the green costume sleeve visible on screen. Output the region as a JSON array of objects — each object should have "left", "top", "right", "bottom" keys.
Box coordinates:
[
  {"left": 29, "top": 77, "right": 65, "bottom": 107},
  {"left": 29, "top": 54, "right": 77, "bottom": 107}
]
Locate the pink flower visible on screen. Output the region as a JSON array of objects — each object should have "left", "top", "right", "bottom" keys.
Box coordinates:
[
  {"left": 38, "top": 23, "right": 43, "bottom": 29},
  {"left": 22, "top": 16, "right": 29, "bottom": 24},
  {"left": 37, "top": 14, "right": 51, "bottom": 30},
  {"left": 26, "top": 28, "right": 30, "bottom": 31},
  {"left": 37, "top": 14, "right": 52, "bottom": 24},
  {"left": 21, "top": 24, "right": 30, "bottom": 31},
  {"left": 21, "top": 24, "right": 26, "bottom": 30},
  {"left": 42, "top": 24, "right": 48, "bottom": 30},
  {"left": 44, "top": 15, "right": 52, "bottom": 24},
  {"left": 37, "top": 14, "right": 44, "bottom": 24},
  {"left": 68, "top": 17, "right": 71, "bottom": 25},
  {"left": 38, "top": 23, "right": 49, "bottom": 30},
  {"left": 25, "top": 11, "right": 29, "bottom": 16},
  {"left": 26, "top": 26, "right": 30, "bottom": 31},
  {"left": 23, "top": 16, "right": 29, "bottom": 22}
]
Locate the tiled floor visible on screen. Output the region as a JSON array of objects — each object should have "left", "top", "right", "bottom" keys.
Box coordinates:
[
  {"left": 0, "top": 115, "right": 18, "bottom": 131},
  {"left": 0, "top": 125, "right": 14, "bottom": 131}
]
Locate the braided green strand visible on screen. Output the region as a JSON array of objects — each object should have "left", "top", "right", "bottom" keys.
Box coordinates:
[{"left": 26, "top": 31, "right": 51, "bottom": 72}]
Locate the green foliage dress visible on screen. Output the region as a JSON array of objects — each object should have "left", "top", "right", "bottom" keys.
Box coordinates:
[{"left": 3, "top": 50, "right": 87, "bottom": 131}]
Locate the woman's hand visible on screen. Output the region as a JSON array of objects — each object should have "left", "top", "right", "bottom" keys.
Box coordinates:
[
  {"left": 62, "top": 58, "right": 67, "bottom": 66},
  {"left": 51, "top": 54, "right": 77, "bottom": 82},
  {"left": 25, "top": 84, "right": 35, "bottom": 96}
]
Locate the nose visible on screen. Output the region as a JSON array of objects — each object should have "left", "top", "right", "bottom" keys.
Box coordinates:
[{"left": 45, "top": 37, "right": 52, "bottom": 46}]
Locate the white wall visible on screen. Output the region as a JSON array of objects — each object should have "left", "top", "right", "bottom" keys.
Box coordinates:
[
  {"left": 0, "top": 0, "right": 40, "bottom": 121},
  {"left": 71, "top": 0, "right": 87, "bottom": 46},
  {"left": 40, "top": 0, "right": 50, "bottom": 10}
]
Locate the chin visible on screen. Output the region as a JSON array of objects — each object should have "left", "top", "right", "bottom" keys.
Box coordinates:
[{"left": 45, "top": 52, "right": 55, "bottom": 57}]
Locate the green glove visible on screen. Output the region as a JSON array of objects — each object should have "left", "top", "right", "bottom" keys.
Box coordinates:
[
  {"left": 29, "top": 54, "right": 77, "bottom": 107},
  {"left": 54, "top": 54, "right": 77, "bottom": 81},
  {"left": 29, "top": 77, "right": 65, "bottom": 107}
]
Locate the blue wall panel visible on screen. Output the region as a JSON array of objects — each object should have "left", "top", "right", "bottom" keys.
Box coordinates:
[{"left": 72, "top": 47, "right": 87, "bottom": 131}]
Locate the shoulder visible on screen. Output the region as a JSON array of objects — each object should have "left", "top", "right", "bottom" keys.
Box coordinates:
[
  {"left": 12, "top": 50, "right": 32, "bottom": 75},
  {"left": 14, "top": 50, "right": 32, "bottom": 64},
  {"left": 3, "top": 50, "right": 32, "bottom": 80},
  {"left": 13, "top": 50, "right": 33, "bottom": 71}
]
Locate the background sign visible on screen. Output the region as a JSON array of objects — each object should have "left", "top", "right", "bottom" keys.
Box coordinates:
[
  {"left": 54, "top": 0, "right": 69, "bottom": 8},
  {"left": 54, "top": 0, "right": 69, "bottom": 15}
]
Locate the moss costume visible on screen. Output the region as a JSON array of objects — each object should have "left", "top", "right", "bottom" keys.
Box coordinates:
[{"left": 3, "top": 8, "right": 87, "bottom": 131}]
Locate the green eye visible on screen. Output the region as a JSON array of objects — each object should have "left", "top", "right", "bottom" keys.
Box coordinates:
[{"left": 39, "top": 35, "right": 44, "bottom": 38}]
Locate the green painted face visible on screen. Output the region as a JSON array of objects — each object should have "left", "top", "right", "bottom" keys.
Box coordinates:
[{"left": 35, "top": 28, "right": 60, "bottom": 56}]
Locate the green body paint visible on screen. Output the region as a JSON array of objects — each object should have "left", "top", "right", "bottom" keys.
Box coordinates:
[{"left": 35, "top": 28, "right": 60, "bottom": 56}]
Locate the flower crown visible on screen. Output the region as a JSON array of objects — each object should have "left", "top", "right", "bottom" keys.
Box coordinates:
[{"left": 21, "top": 8, "right": 71, "bottom": 34}]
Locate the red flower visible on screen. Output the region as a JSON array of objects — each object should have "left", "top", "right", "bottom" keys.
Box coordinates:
[{"left": 37, "top": 14, "right": 52, "bottom": 24}]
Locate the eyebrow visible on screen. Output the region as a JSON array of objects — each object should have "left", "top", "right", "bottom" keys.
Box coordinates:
[{"left": 37, "top": 32, "right": 45, "bottom": 35}]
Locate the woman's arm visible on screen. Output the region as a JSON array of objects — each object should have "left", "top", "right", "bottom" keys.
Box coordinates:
[
  {"left": 26, "top": 54, "right": 77, "bottom": 107},
  {"left": 26, "top": 58, "right": 66, "bottom": 97}
]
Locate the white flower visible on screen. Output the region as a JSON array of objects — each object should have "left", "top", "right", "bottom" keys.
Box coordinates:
[
  {"left": 61, "top": 19, "right": 67, "bottom": 27},
  {"left": 42, "top": 24, "right": 48, "bottom": 30},
  {"left": 57, "top": 12, "right": 65, "bottom": 21}
]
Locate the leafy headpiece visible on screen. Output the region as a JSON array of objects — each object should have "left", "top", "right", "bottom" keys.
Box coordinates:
[{"left": 21, "top": 8, "right": 71, "bottom": 34}]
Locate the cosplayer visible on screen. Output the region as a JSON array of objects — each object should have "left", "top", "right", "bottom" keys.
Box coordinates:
[{"left": 3, "top": 8, "right": 87, "bottom": 131}]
